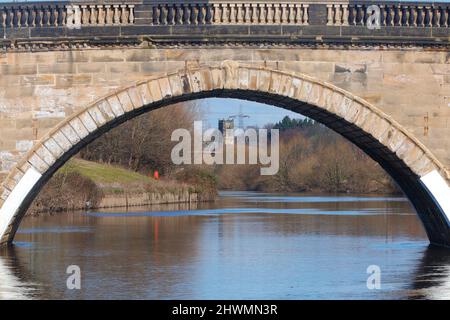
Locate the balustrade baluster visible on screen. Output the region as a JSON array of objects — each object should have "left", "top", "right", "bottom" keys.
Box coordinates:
[
  {"left": 348, "top": 5, "right": 355, "bottom": 26},
  {"left": 16, "top": 7, "right": 22, "bottom": 28},
  {"left": 114, "top": 5, "right": 121, "bottom": 25},
  {"left": 404, "top": 6, "right": 410, "bottom": 27},
  {"left": 336, "top": 5, "right": 342, "bottom": 26},
  {"left": 23, "top": 7, "right": 29, "bottom": 27},
  {"left": 1, "top": 8, "right": 4, "bottom": 28},
  {"left": 259, "top": 4, "right": 266, "bottom": 24},
  {"left": 120, "top": 5, "right": 128, "bottom": 25},
  {"left": 173, "top": 5, "right": 180, "bottom": 25},
  {"left": 281, "top": 4, "right": 287, "bottom": 24},
  {"left": 443, "top": 7, "right": 449, "bottom": 27},
  {"left": 129, "top": 5, "right": 134, "bottom": 24},
  {"left": 342, "top": 5, "right": 349, "bottom": 26},
  {"left": 303, "top": 5, "right": 309, "bottom": 25},
  {"left": 267, "top": 4, "right": 274, "bottom": 24},
  {"left": 167, "top": 5, "right": 174, "bottom": 25},
  {"left": 436, "top": 7, "right": 442, "bottom": 27},
  {"left": 274, "top": 4, "right": 281, "bottom": 24},
  {"left": 53, "top": 7, "right": 59, "bottom": 26},
  {"left": 236, "top": 4, "right": 243, "bottom": 24},
  {"left": 397, "top": 5, "right": 403, "bottom": 26},
  {"left": 426, "top": 6, "right": 432, "bottom": 27}
]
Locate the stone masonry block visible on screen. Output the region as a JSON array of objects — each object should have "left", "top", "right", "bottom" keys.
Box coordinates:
[
  {"left": 38, "top": 63, "right": 76, "bottom": 74},
  {"left": 287, "top": 78, "right": 303, "bottom": 99},
  {"left": 87, "top": 106, "right": 107, "bottom": 126},
  {"left": 69, "top": 118, "right": 89, "bottom": 140},
  {"left": 248, "top": 69, "right": 259, "bottom": 91},
  {"left": 61, "top": 124, "right": 81, "bottom": 145},
  {"left": 342, "top": 101, "right": 363, "bottom": 123},
  {"left": 200, "top": 69, "right": 213, "bottom": 91},
  {"left": 188, "top": 71, "right": 203, "bottom": 93},
  {"left": 117, "top": 91, "right": 134, "bottom": 112},
  {"left": 279, "top": 75, "right": 294, "bottom": 97},
  {"left": 369, "top": 118, "right": 391, "bottom": 142},
  {"left": 43, "top": 137, "right": 64, "bottom": 158},
  {"left": 360, "top": 112, "right": 380, "bottom": 137},
  {"left": 96, "top": 100, "right": 116, "bottom": 121},
  {"left": 1, "top": 187, "right": 10, "bottom": 201},
  {"left": 35, "top": 145, "right": 56, "bottom": 167},
  {"left": 411, "top": 153, "right": 435, "bottom": 177},
  {"left": 126, "top": 86, "right": 144, "bottom": 109},
  {"left": 52, "top": 130, "right": 73, "bottom": 152},
  {"left": 222, "top": 62, "right": 239, "bottom": 90},
  {"left": 211, "top": 68, "right": 224, "bottom": 90},
  {"left": 180, "top": 74, "right": 192, "bottom": 95},
  {"left": 2, "top": 176, "right": 17, "bottom": 192},
  {"left": 316, "top": 87, "right": 333, "bottom": 111},
  {"left": 168, "top": 74, "right": 183, "bottom": 97},
  {"left": 11, "top": 169, "right": 24, "bottom": 183},
  {"left": 354, "top": 106, "right": 371, "bottom": 128},
  {"left": 158, "top": 77, "right": 172, "bottom": 99},
  {"left": 269, "top": 72, "right": 282, "bottom": 94},
  {"left": 306, "top": 83, "right": 323, "bottom": 106},
  {"left": 106, "top": 95, "right": 125, "bottom": 117},
  {"left": 28, "top": 152, "right": 50, "bottom": 174},
  {"left": 18, "top": 162, "right": 31, "bottom": 175},
  {"left": 79, "top": 111, "right": 98, "bottom": 133},
  {"left": 401, "top": 144, "right": 425, "bottom": 168},
  {"left": 238, "top": 68, "right": 250, "bottom": 90},
  {"left": 297, "top": 81, "right": 314, "bottom": 103},
  {"left": 137, "top": 83, "right": 153, "bottom": 106},
  {"left": 147, "top": 79, "right": 162, "bottom": 102},
  {"left": 387, "top": 129, "right": 407, "bottom": 153},
  {"left": 257, "top": 70, "right": 271, "bottom": 92}
]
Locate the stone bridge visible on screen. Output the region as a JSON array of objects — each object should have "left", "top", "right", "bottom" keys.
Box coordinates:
[{"left": 0, "top": 0, "right": 450, "bottom": 247}]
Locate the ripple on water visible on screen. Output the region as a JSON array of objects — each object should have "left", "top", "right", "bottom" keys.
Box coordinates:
[
  {"left": 17, "top": 226, "right": 93, "bottom": 234},
  {"left": 85, "top": 206, "right": 404, "bottom": 218}
]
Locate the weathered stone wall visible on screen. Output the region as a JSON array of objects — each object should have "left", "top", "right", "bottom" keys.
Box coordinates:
[{"left": 0, "top": 47, "right": 449, "bottom": 179}]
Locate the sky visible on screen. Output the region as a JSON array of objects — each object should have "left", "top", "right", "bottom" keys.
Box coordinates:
[{"left": 199, "top": 98, "right": 301, "bottom": 129}]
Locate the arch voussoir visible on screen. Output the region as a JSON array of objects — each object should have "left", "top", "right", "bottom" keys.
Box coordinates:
[{"left": 124, "top": 86, "right": 143, "bottom": 110}]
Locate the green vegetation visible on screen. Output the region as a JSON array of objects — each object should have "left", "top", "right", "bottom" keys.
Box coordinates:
[
  {"left": 60, "top": 158, "right": 154, "bottom": 185},
  {"left": 217, "top": 116, "right": 399, "bottom": 194},
  {"left": 29, "top": 158, "right": 216, "bottom": 215}
]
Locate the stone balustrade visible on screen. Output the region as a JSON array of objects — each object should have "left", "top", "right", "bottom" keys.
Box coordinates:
[
  {"left": 327, "top": 2, "right": 450, "bottom": 27},
  {"left": 149, "top": 2, "right": 309, "bottom": 25},
  {"left": 0, "top": 3, "right": 135, "bottom": 28},
  {"left": 1, "top": 1, "right": 449, "bottom": 29}
]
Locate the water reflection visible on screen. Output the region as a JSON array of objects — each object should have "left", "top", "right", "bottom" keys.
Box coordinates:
[
  {"left": 410, "top": 246, "right": 450, "bottom": 300},
  {"left": 0, "top": 192, "right": 449, "bottom": 299},
  {"left": 0, "top": 247, "right": 38, "bottom": 300}
]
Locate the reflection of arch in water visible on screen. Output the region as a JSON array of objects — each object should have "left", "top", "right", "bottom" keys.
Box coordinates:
[
  {"left": 411, "top": 246, "right": 450, "bottom": 300},
  {"left": 0, "top": 62, "right": 449, "bottom": 247},
  {"left": 0, "top": 247, "right": 37, "bottom": 300}
]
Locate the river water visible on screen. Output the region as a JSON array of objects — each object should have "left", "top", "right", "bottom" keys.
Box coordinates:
[{"left": 1, "top": 191, "right": 450, "bottom": 300}]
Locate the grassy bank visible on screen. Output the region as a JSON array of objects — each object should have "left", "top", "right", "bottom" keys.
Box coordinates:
[{"left": 29, "top": 158, "right": 217, "bottom": 215}]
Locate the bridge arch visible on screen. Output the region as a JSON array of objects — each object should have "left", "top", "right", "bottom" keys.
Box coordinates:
[{"left": 0, "top": 62, "right": 449, "bottom": 247}]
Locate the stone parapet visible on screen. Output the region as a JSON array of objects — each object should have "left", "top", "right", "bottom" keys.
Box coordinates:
[{"left": 0, "top": 1, "right": 138, "bottom": 28}]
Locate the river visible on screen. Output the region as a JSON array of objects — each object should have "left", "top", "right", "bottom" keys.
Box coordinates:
[{"left": 1, "top": 191, "right": 449, "bottom": 300}]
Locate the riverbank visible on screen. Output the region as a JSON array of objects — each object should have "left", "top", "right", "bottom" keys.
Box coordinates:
[{"left": 28, "top": 158, "right": 217, "bottom": 216}]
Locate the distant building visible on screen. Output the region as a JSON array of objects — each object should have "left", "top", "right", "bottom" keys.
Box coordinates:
[{"left": 219, "top": 119, "right": 235, "bottom": 145}]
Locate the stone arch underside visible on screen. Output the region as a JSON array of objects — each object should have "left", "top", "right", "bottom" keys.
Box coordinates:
[{"left": 0, "top": 62, "right": 449, "bottom": 247}]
